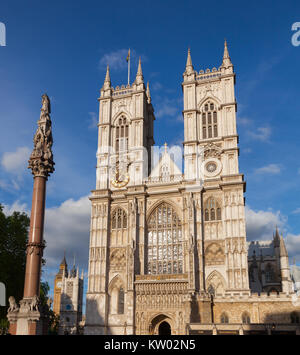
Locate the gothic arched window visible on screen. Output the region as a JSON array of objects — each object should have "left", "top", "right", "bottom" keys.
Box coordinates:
[
  {"left": 265, "top": 264, "right": 275, "bottom": 283},
  {"left": 109, "top": 286, "right": 125, "bottom": 315},
  {"left": 147, "top": 202, "right": 183, "bottom": 275},
  {"left": 115, "top": 116, "right": 129, "bottom": 154},
  {"left": 242, "top": 312, "right": 251, "bottom": 324},
  {"left": 118, "top": 288, "right": 125, "bottom": 314},
  {"left": 204, "top": 197, "right": 221, "bottom": 221},
  {"left": 220, "top": 312, "right": 229, "bottom": 324},
  {"left": 112, "top": 208, "right": 127, "bottom": 230},
  {"left": 201, "top": 101, "right": 218, "bottom": 139},
  {"left": 108, "top": 277, "right": 125, "bottom": 315}
]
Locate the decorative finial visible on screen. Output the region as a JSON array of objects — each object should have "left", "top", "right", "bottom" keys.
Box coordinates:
[
  {"left": 164, "top": 142, "right": 168, "bottom": 153},
  {"left": 135, "top": 57, "right": 144, "bottom": 84},
  {"left": 221, "top": 39, "right": 232, "bottom": 68},
  {"left": 185, "top": 47, "right": 193, "bottom": 73},
  {"left": 28, "top": 94, "right": 55, "bottom": 179},
  {"left": 103, "top": 65, "right": 111, "bottom": 89}
]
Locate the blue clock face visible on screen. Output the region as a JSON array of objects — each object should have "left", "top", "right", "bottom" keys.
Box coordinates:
[{"left": 66, "top": 304, "right": 71, "bottom": 310}]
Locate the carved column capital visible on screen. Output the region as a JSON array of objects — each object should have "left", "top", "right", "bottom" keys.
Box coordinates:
[{"left": 28, "top": 94, "right": 55, "bottom": 179}]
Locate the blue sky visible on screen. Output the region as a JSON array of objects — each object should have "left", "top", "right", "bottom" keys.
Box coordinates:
[{"left": 1, "top": 0, "right": 300, "bottom": 302}]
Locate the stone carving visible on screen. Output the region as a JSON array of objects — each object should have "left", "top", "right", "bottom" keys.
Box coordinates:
[
  {"left": 8, "top": 296, "right": 19, "bottom": 312},
  {"left": 203, "top": 142, "right": 222, "bottom": 159},
  {"left": 109, "top": 248, "right": 126, "bottom": 270},
  {"left": 28, "top": 94, "right": 55, "bottom": 178},
  {"left": 206, "top": 271, "right": 226, "bottom": 295},
  {"left": 205, "top": 242, "right": 225, "bottom": 265},
  {"left": 135, "top": 281, "right": 188, "bottom": 310},
  {"left": 29, "top": 295, "right": 39, "bottom": 312},
  {"left": 19, "top": 299, "right": 31, "bottom": 313}
]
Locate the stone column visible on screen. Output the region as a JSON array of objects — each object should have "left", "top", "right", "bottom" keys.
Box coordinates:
[
  {"left": 7, "top": 94, "right": 54, "bottom": 335},
  {"left": 23, "top": 176, "right": 46, "bottom": 298}
]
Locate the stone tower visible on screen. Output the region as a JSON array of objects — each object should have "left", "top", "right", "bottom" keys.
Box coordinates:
[
  {"left": 85, "top": 58, "right": 155, "bottom": 335},
  {"left": 58, "top": 261, "right": 84, "bottom": 335},
  {"left": 85, "top": 43, "right": 251, "bottom": 335},
  {"left": 53, "top": 254, "right": 68, "bottom": 315},
  {"left": 182, "top": 42, "right": 250, "bottom": 294}
]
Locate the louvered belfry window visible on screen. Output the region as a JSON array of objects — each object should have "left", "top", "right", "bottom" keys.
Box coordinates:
[
  {"left": 115, "top": 116, "right": 129, "bottom": 154},
  {"left": 201, "top": 101, "right": 218, "bottom": 139}
]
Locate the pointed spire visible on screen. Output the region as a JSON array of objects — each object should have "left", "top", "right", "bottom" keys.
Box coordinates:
[
  {"left": 164, "top": 142, "right": 168, "bottom": 153},
  {"left": 221, "top": 39, "right": 233, "bottom": 67},
  {"left": 59, "top": 251, "right": 68, "bottom": 276},
  {"left": 137, "top": 57, "right": 143, "bottom": 76},
  {"left": 135, "top": 57, "right": 144, "bottom": 84},
  {"left": 274, "top": 226, "right": 280, "bottom": 247},
  {"left": 280, "top": 234, "right": 288, "bottom": 257},
  {"left": 185, "top": 48, "right": 194, "bottom": 74},
  {"left": 105, "top": 65, "right": 110, "bottom": 82},
  {"left": 146, "top": 81, "right": 151, "bottom": 103},
  {"left": 103, "top": 65, "right": 111, "bottom": 89},
  {"left": 60, "top": 251, "right": 67, "bottom": 267}
]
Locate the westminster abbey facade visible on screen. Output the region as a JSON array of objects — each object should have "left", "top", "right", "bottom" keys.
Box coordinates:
[{"left": 84, "top": 42, "right": 300, "bottom": 335}]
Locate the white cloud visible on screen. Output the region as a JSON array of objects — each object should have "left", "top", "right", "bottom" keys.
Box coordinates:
[
  {"left": 248, "top": 126, "right": 271, "bottom": 142},
  {"left": 3, "top": 200, "right": 30, "bottom": 216},
  {"left": 254, "top": 163, "right": 281, "bottom": 175},
  {"left": 43, "top": 195, "right": 91, "bottom": 270},
  {"left": 88, "top": 111, "right": 98, "bottom": 129},
  {"left": 285, "top": 233, "right": 300, "bottom": 262},
  {"left": 242, "top": 148, "right": 252, "bottom": 154},
  {"left": 3, "top": 195, "right": 91, "bottom": 272},
  {"left": 292, "top": 208, "right": 300, "bottom": 215},
  {"left": 98, "top": 49, "right": 145, "bottom": 72},
  {"left": 155, "top": 97, "right": 181, "bottom": 119},
  {"left": 1, "top": 146, "right": 31, "bottom": 174},
  {"left": 99, "top": 49, "right": 131, "bottom": 71},
  {"left": 245, "top": 205, "right": 286, "bottom": 241},
  {"left": 152, "top": 82, "right": 163, "bottom": 91},
  {"left": 237, "top": 117, "right": 252, "bottom": 126}
]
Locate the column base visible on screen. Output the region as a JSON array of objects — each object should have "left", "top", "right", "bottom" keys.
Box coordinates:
[{"left": 7, "top": 296, "right": 49, "bottom": 335}]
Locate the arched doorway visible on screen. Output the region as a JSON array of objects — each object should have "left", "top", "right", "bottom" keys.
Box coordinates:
[
  {"left": 158, "top": 321, "right": 171, "bottom": 335},
  {"left": 150, "top": 314, "right": 173, "bottom": 335}
]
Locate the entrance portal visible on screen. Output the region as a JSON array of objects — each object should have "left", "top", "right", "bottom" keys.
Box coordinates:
[{"left": 158, "top": 321, "right": 171, "bottom": 335}]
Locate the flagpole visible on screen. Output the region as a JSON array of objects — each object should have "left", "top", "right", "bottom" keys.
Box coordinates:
[{"left": 128, "top": 49, "right": 130, "bottom": 86}]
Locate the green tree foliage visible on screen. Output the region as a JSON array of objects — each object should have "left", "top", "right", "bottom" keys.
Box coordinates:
[
  {"left": 39, "top": 281, "right": 60, "bottom": 335},
  {"left": 0, "top": 204, "right": 56, "bottom": 335},
  {"left": 0, "top": 204, "right": 29, "bottom": 325}
]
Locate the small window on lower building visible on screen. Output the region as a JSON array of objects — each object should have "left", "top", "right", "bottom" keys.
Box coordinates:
[
  {"left": 220, "top": 312, "right": 229, "bottom": 323},
  {"left": 242, "top": 312, "right": 251, "bottom": 324}
]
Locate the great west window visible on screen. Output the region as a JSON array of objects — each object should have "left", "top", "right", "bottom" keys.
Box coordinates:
[{"left": 147, "top": 203, "right": 183, "bottom": 275}]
